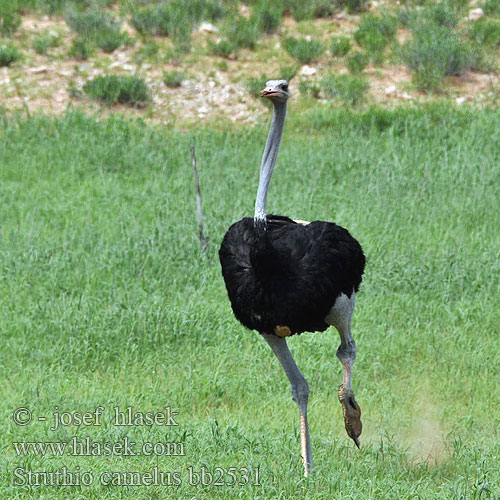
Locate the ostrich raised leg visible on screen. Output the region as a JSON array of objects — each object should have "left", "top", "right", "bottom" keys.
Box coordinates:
[
  {"left": 261, "top": 333, "right": 313, "bottom": 477},
  {"left": 325, "top": 293, "right": 362, "bottom": 447}
]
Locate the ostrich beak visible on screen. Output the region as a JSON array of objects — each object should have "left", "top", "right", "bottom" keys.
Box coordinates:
[{"left": 261, "top": 88, "right": 282, "bottom": 98}]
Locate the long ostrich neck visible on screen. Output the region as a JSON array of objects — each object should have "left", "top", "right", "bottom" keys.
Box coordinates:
[{"left": 254, "top": 100, "right": 287, "bottom": 226}]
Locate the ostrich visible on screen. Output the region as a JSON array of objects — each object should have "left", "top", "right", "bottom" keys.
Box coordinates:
[{"left": 219, "top": 80, "right": 365, "bottom": 476}]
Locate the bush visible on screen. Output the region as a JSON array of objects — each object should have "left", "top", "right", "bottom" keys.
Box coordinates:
[
  {"left": 95, "top": 29, "right": 131, "bottom": 53},
  {"left": 483, "top": 0, "right": 500, "bottom": 15},
  {"left": 245, "top": 76, "right": 268, "bottom": 98},
  {"left": 285, "top": 0, "right": 338, "bottom": 21},
  {"left": 298, "top": 78, "right": 320, "bottom": 98},
  {"left": 84, "top": 75, "right": 150, "bottom": 106},
  {"left": 284, "top": 36, "right": 324, "bottom": 64},
  {"left": 68, "top": 38, "right": 94, "bottom": 60},
  {"left": 65, "top": 9, "right": 131, "bottom": 53},
  {"left": 252, "top": 1, "right": 282, "bottom": 34},
  {"left": 320, "top": 73, "right": 369, "bottom": 106},
  {"left": 354, "top": 14, "right": 398, "bottom": 64},
  {"left": 33, "top": 30, "right": 62, "bottom": 54},
  {"left": 347, "top": 51, "right": 368, "bottom": 74},
  {"left": 468, "top": 19, "right": 500, "bottom": 47},
  {"left": 134, "top": 40, "right": 159, "bottom": 64},
  {"left": 0, "top": 0, "right": 21, "bottom": 36},
  {"left": 330, "top": 36, "right": 351, "bottom": 57},
  {"left": 280, "top": 63, "right": 299, "bottom": 81},
  {"left": 337, "top": 0, "right": 368, "bottom": 14},
  {"left": 130, "top": 4, "right": 170, "bottom": 36},
  {"left": 402, "top": 23, "right": 476, "bottom": 91},
  {"left": 220, "top": 15, "right": 260, "bottom": 50},
  {"left": 426, "top": 1, "right": 459, "bottom": 29},
  {"left": 65, "top": 9, "right": 120, "bottom": 38},
  {"left": 163, "top": 70, "right": 185, "bottom": 88},
  {"left": 208, "top": 39, "right": 235, "bottom": 58},
  {"left": 0, "top": 43, "right": 20, "bottom": 66}
]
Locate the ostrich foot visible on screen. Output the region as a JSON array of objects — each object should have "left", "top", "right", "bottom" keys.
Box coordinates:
[{"left": 338, "top": 385, "right": 362, "bottom": 448}]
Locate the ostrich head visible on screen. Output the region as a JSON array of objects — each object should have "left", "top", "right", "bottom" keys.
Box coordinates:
[{"left": 260, "top": 80, "right": 290, "bottom": 104}]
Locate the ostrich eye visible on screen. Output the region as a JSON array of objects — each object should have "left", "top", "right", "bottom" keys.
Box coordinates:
[{"left": 281, "top": 84, "right": 288, "bottom": 91}]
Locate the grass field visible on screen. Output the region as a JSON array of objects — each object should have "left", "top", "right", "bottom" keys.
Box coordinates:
[{"left": 1, "top": 105, "right": 499, "bottom": 499}]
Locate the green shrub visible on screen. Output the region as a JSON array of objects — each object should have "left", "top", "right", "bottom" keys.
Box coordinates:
[
  {"left": 337, "top": 0, "right": 368, "bottom": 14},
  {"left": 33, "top": 30, "right": 62, "bottom": 54},
  {"left": 468, "top": 19, "right": 500, "bottom": 47},
  {"left": 65, "top": 9, "right": 120, "bottom": 38},
  {"left": 354, "top": 14, "right": 398, "bottom": 64},
  {"left": 65, "top": 9, "right": 131, "bottom": 53},
  {"left": 280, "top": 63, "right": 300, "bottom": 81},
  {"left": 0, "top": 43, "right": 20, "bottom": 66},
  {"left": 298, "top": 78, "right": 320, "bottom": 98},
  {"left": 130, "top": 4, "right": 170, "bottom": 36},
  {"left": 347, "top": 51, "right": 368, "bottom": 74},
  {"left": 134, "top": 40, "right": 159, "bottom": 64},
  {"left": 68, "top": 38, "right": 94, "bottom": 60},
  {"left": 320, "top": 73, "right": 369, "bottom": 106},
  {"left": 95, "top": 28, "right": 131, "bottom": 53},
  {"left": 285, "top": 0, "right": 337, "bottom": 21},
  {"left": 426, "top": 1, "right": 459, "bottom": 29},
  {"left": 162, "top": 70, "right": 185, "bottom": 88},
  {"left": 0, "top": 0, "right": 21, "bottom": 36},
  {"left": 208, "top": 39, "right": 235, "bottom": 58},
  {"left": 252, "top": 1, "right": 282, "bottom": 34},
  {"left": 245, "top": 76, "right": 268, "bottom": 98},
  {"left": 330, "top": 36, "right": 351, "bottom": 57},
  {"left": 284, "top": 36, "right": 324, "bottom": 64},
  {"left": 221, "top": 15, "right": 260, "bottom": 50},
  {"left": 84, "top": 75, "right": 150, "bottom": 106},
  {"left": 397, "top": 7, "right": 418, "bottom": 27},
  {"left": 402, "top": 23, "right": 476, "bottom": 91},
  {"left": 483, "top": 0, "right": 500, "bottom": 15}
]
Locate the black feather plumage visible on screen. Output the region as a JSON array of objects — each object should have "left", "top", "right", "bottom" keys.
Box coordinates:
[{"left": 219, "top": 215, "right": 365, "bottom": 336}]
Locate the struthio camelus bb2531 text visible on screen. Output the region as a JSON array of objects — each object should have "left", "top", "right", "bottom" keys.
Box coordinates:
[{"left": 219, "top": 80, "right": 366, "bottom": 476}]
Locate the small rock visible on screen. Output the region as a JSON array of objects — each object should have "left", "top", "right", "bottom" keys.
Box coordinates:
[
  {"left": 57, "top": 70, "right": 73, "bottom": 77},
  {"left": 198, "top": 105, "right": 209, "bottom": 114},
  {"left": 335, "top": 12, "right": 347, "bottom": 20},
  {"left": 122, "top": 64, "right": 135, "bottom": 71},
  {"left": 456, "top": 96, "right": 466, "bottom": 105},
  {"left": 199, "top": 22, "right": 218, "bottom": 33},
  {"left": 300, "top": 65, "right": 317, "bottom": 76},
  {"left": 401, "top": 92, "right": 413, "bottom": 100},
  {"left": 208, "top": 80, "right": 215, "bottom": 87},
  {"left": 385, "top": 85, "right": 397, "bottom": 96},
  {"left": 468, "top": 8, "right": 484, "bottom": 21}
]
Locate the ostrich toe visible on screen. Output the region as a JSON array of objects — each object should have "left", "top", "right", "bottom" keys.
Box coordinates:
[{"left": 338, "top": 385, "right": 362, "bottom": 448}]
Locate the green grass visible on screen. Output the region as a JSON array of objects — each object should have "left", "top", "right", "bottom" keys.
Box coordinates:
[{"left": 0, "top": 106, "right": 499, "bottom": 499}]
